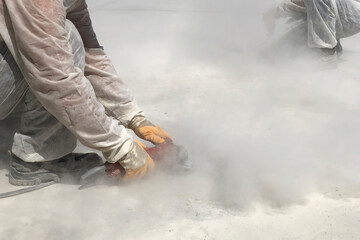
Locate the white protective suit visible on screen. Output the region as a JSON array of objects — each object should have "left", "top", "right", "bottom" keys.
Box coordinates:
[
  {"left": 0, "top": 0, "right": 143, "bottom": 163},
  {"left": 276, "top": 0, "right": 360, "bottom": 49}
]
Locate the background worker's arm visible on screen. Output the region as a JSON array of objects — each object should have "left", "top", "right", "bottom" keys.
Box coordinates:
[
  {"left": 264, "top": 0, "right": 306, "bottom": 35},
  {"left": 279, "top": 0, "right": 306, "bottom": 18},
  {"left": 3, "top": 0, "right": 133, "bottom": 163}
]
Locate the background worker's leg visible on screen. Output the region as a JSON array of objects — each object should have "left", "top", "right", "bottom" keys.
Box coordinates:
[
  {"left": 11, "top": 20, "right": 85, "bottom": 162},
  {"left": 304, "top": 0, "right": 338, "bottom": 49}
]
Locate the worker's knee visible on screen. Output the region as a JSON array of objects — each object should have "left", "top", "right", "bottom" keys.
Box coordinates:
[{"left": 65, "top": 20, "right": 85, "bottom": 71}]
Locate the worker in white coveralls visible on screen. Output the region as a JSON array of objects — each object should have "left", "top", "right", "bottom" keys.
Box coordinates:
[
  {"left": 264, "top": 0, "right": 360, "bottom": 64},
  {"left": 0, "top": 0, "right": 172, "bottom": 186}
]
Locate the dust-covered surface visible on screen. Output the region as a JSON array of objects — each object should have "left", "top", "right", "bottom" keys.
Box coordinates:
[{"left": 1, "top": 1, "right": 360, "bottom": 239}]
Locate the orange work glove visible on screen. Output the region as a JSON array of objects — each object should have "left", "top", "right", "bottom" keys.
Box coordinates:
[
  {"left": 128, "top": 115, "right": 172, "bottom": 145},
  {"left": 118, "top": 141, "right": 155, "bottom": 181}
]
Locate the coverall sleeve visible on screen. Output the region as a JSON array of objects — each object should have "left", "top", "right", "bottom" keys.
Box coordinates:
[
  {"left": 4, "top": 0, "right": 133, "bottom": 163},
  {"left": 66, "top": 0, "right": 144, "bottom": 126}
]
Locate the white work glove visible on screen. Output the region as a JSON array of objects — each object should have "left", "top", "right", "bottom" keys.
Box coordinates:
[{"left": 118, "top": 140, "right": 154, "bottom": 181}]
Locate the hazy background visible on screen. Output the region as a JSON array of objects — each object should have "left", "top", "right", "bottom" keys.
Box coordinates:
[
  {"left": 1, "top": 0, "right": 360, "bottom": 239},
  {"left": 86, "top": 0, "right": 360, "bottom": 206}
]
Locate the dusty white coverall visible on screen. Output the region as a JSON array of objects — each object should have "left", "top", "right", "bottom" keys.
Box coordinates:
[
  {"left": 0, "top": 0, "right": 143, "bottom": 163},
  {"left": 277, "top": 0, "right": 360, "bottom": 48}
]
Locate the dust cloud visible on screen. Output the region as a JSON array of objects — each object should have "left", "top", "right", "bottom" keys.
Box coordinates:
[
  {"left": 1, "top": 0, "right": 360, "bottom": 239},
  {"left": 90, "top": 0, "right": 360, "bottom": 210},
  {"left": 45, "top": 0, "right": 360, "bottom": 208}
]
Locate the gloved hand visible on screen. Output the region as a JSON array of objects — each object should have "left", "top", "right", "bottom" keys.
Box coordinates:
[
  {"left": 118, "top": 141, "right": 155, "bottom": 181},
  {"left": 128, "top": 115, "right": 172, "bottom": 145}
]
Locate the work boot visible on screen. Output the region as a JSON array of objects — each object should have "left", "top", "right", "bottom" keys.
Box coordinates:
[
  {"left": 335, "top": 39, "right": 343, "bottom": 57},
  {"left": 8, "top": 153, "right": 104, "bottom": 186},
  {"left": 9, "top": 156, "right": 60, "bottom": 186},
  {"left": 317, "top": 47, "right": 338, "bottom": 69}
]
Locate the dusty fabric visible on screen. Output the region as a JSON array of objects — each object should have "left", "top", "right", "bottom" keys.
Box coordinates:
[
  {"left": 0, "top": 42, "right": 28, "bottom": 120},
  {"left": 275, "top": 0, "right": 360, "bottom": 48},
  {"left": 11, "top": 90, "right": 78, "bottom": 162},
  {"left": 84, "top": 48, "right": 144, "bottom": 126},
  {"left": 0, "top": 0, "right": 142, "bottom": 163},
  {"left": 10, "top": 21, "right": 81, "bottom": 162},
  {"left": 305, "top": 0, "right": 360, "bottom": 48}
]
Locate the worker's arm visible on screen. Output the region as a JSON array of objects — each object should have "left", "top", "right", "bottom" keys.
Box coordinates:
[
  {"left": 65, "top": 0, "right": 172, "bottom": 145},
  {"left": 65, "top": 0, "right": 143, "bottom": 126},
  {"left": 4, "top": 0, "right": 133, "bottom": 163}
]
